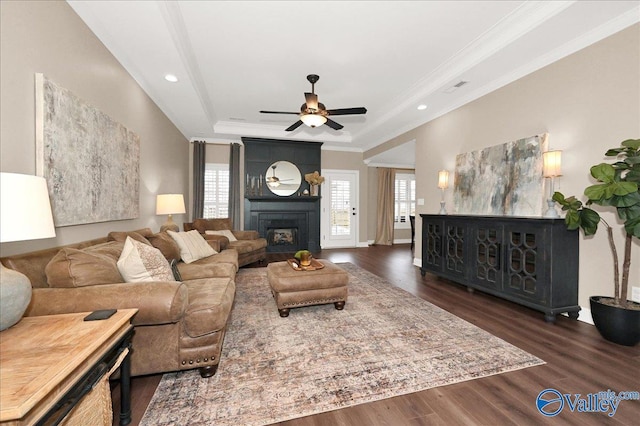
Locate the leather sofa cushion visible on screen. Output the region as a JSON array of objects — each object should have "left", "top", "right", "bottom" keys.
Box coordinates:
[
  {"left": 192, "top": 218, "right": 232, "bottom": 234},
  {"left": 177, "top": 249, "right": 238, "bottom": 280},
  {"left": 148, "top": 231, "right": 182, "bottom": 260},
  {"left": 107, "top": 230, "right": 153, "bottom": 245},
  {"left": 228, "top": 239, "right": 267, "bottom": 255},
  {"left": 45, "top": 241, "right": 125, "bottom": 288},
  {"left": 182, "top": 277, "right": 235, "bottom": 337}
]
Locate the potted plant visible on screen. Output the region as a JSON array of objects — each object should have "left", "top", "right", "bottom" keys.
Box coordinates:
[{"left": 552, "top": 138, "right": 640, "bottom": 346}]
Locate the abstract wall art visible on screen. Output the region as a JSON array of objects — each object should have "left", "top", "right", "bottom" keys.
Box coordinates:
[
  {"left": 453, "top": 133, "right": 548, "bottom": 217},
  {"left": 35, "top": 74, "right": 139, "bottom": 226}
]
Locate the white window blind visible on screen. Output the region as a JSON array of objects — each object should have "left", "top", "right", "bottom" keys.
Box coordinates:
[
  {"left": 394, "top": 173, "right": 415, "bottom": 229},
  {"left": 203, "top": 163, "right": 229, "bottom": 219}
]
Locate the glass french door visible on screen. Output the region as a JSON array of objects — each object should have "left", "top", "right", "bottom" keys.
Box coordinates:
[{"left": 321, "top": 170, "right": 358, "bottom": 248}]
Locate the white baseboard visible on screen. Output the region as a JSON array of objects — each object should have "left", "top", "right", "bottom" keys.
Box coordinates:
[{"left": 413, "top": 258, "right": 422, "bottom": 268}]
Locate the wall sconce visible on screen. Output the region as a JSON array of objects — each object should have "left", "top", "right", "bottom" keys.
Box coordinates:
[
  {"left": 543, "top": 150, "right": 562, "bottom": 218},
  {"left": 156, "top": 194, "right": 186, "bottom": 232},
  {"left": 438, "top": 170, "right": 449, "bottom": 215},
  {"left": 1, "top": 173, "right": 56, "bottom": 330}
]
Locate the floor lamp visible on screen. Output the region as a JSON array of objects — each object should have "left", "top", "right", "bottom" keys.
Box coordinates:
[
  {"left": 0, "top": 173, "right": 56, "bottom": 330},
  {"left": 543, "top": 150, "right": 562, "bottom": 218}
]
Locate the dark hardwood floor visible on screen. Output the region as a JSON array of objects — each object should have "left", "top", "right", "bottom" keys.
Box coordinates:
[{"left": 112, "top": 244, "right": 640, "bottom": 425}]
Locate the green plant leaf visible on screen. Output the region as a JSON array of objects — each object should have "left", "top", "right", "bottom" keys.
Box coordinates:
[
  {"left": 565, "top": 210, "right": 581, "bottom": 230},
  {"left": 625, "top": 216, "right": 640, "bottom": 238},
  {"left": 621, "top": 138, "right": 640, "bottom": 150},
  {"left": 618, "top": 203, "right": 640, "bottom": 220},
  {"left": 590, "top": 163, "right": 615, "bottom": 183},
  {"left": 551, "top": 192, "right": 566, "bottom": 204},
  {"left": 579, "top": 207, "right": 600, "bottom": 236},
  {"left": 584, "top": 183, "right": 606, "bottom": 200}
]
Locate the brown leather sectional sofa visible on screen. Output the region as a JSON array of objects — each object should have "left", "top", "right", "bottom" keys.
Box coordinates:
[{"left": 0, "top": 228, "right": 238, "bottom": 378}]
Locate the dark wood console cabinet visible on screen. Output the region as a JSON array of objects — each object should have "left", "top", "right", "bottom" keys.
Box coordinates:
[{"left": 420, "top": 214, "right": 580, "bottom": 322}]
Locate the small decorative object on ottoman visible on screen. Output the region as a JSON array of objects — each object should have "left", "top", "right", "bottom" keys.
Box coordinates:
[{"left": 267, "top": 259, "right": 349, "bottom": 317}]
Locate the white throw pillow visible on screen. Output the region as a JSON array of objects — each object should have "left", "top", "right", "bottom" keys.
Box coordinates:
[
  {"left": 204, "top": 229, "right": 238, "bottom": 242},
  {"left": 168, "top": 230, "right": 217, "bottom": 264},
  {"left": 117, "top": 236, "right": 175, "bottom": 282}
]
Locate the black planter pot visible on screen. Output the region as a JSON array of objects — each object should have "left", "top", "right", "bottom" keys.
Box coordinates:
[{"left": 590, "top": 296, "right": 640, "bottom": 346}]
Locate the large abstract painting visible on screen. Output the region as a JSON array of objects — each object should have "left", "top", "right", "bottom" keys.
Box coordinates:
[
  {"left": 453, "top": 133, "right": 547, "bottom": 216},
  {"left": 35, "top": 74, "right": 139, "bottom": 226}
]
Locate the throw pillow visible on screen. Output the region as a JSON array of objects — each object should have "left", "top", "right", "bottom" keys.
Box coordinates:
[
  {"left": 148, "top": 231, "right": 182, "bottom": 260},
  {"left": 167, "top": 230, "right": 217, "bottom": 264},
  {"left": 204, "top": 229, "right": 238, "bottom": 242},
  {"left": 117, "top": 237, "right": 175, "bottom": 282},
  {"left": 46, "top": 246, "right": 123, "bottom": 288}
]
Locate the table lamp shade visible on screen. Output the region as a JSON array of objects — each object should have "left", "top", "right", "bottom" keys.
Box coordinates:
[
  {"left": 156, "top": 194, "right": 186, "bottom": 215},
  {"left": 437, "top": 170, "right": 449, "bottom": 190},
  {"left": 0, "top": 173, "right": 56, "bottom": 243},
  {"left": 156, "top": 194, "right": 185, "bottom": 232},
  {"left": 0, "top": 173, "right": 56, "bottom": 331}
]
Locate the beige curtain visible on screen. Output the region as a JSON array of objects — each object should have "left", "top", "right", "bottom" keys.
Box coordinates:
[{"left": 374, "top": 168, "right": 396, "bottom": 245}]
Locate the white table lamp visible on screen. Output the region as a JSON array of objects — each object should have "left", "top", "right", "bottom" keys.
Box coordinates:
[
  {"left": 543, "top": 150, "right": 562, "bottom": 218},
  {"left": 0, "top": 172, "right": 56, "bottom": 330},
  {"left": 438, "top": 170, "right": 449, "bottom": 215},
  {"left": 156, "top": 194, "right": 186, "bottom": 232}
]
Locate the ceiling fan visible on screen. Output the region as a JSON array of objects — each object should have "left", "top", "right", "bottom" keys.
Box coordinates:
[{"left": 260, "top": 74, "right": 367, "bottom": 131}]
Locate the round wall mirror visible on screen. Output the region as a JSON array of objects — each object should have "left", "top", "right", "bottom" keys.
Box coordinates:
[{"left": 265, "top": 161, "right": 301, "bottom": 196}]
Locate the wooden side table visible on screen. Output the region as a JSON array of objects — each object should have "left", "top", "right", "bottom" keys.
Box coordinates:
[{"left": 0, "top": 309, "right": 137, "bottom": 426}]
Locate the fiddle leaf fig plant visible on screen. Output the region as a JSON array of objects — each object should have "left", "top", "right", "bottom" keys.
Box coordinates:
[{"left": 552, "top": 138, "right": 640, "bottom": 309}]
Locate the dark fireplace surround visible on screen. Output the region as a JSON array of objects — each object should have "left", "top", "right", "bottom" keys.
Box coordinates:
[{"left": 243, "top": 138, "right": 322, "bottom": 253}]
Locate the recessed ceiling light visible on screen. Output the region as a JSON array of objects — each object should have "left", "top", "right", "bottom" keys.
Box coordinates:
[
  {"left": 164, "top": 74, "right": 178, "bottom": 83},
  {"left": 417, "top": 104, "right": 428, "bottom": 110}
]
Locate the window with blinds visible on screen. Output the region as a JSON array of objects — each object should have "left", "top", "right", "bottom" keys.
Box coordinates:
[
  {"left": 203, "top": 163, "right": 229, "bottom": 219},
  {"left": 394, "top": 173, "right": 415, "bottom": 229}
]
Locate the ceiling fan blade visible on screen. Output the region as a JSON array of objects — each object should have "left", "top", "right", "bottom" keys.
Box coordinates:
[
  {"left": 305, "top": 92, "right": 318, "bottom": 111},
  {"left": 260, "top": 110, "right": 299, "bottom": 115},
  {"left": 326, "top": 107, "right": 367, "bottom": 116},
  {"left": 285, "top": 120, "right": 304, "bottom": 131},
  {"left": 325, "top": 118, "right": 344, "bottom": 130}
]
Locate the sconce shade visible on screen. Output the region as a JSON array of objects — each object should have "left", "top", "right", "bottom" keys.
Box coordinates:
[
  {"left": 0, "top": 173, "right": 56, "bottom": 243},
  {"left": 300, "top": 114, "right": 327, "bottom": 128},
  {"left": 437, "top": 170, "right": 450, "bottom": 190},
  {"left": 543, "top": 150, "right": 562, "bottom": 178},
  {"left": 156, "top": 194, "right": 186, "bottom": 215}
]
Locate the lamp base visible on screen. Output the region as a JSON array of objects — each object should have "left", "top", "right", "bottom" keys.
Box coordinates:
[
  {"left": 160, "top": 214, "right": 180, "bottom": 233},
  {"left": 0, "top": 263, "right": 32, "bottom": 331},
  {"left": 439, "top": 201, "right": 447, "bottom": 215},
  {"left": 544, "top": 199, "right": 559, "bottom": 218}
]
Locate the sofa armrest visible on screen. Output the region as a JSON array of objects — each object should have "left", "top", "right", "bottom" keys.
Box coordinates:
[
  {"left": 202, "top": 234, "right": 228, "bottom": 251},
  {"left": 25, "top": 281, "right": 189, "bottom": 326},
  {"left": 232, "top": 230, "right": 260, "bottom": 240}
]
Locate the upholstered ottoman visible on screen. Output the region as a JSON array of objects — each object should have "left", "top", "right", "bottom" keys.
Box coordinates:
[{"left": 267, "top": 260, "right": 349, "bottom": 317}]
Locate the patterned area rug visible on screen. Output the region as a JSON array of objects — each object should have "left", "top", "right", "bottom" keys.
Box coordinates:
[{"left": 140, "top": 263, "right": 544, "bottom": 426}]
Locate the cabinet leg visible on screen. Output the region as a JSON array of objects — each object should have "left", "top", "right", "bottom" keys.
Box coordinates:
[
  {"left": 544, "top": 313, "right": 556, "bottom": 323},
  {"left": 568, "top": 311, "right": 579, "bottom": 320},
  {"left": 467, "top": 287, "right": 474, "bottom": 294},
  {"left": 420, "top": 269, "right": 426, "bottom": 277}
]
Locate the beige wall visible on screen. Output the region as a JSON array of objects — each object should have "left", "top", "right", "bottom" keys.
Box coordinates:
[
  {"left": 375, "top": 24, "right": 640, "bottom": 309},
  {"left": 0, "top": 1, "right": 189, "bottom": 256}
]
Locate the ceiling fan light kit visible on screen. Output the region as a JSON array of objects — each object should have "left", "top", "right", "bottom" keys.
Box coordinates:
[
  {"left": 261, "top": 74, "right": 366, "bottom": 131},
  {"left": 301, "top": 113, "right": 327, "bottom": 128}
]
